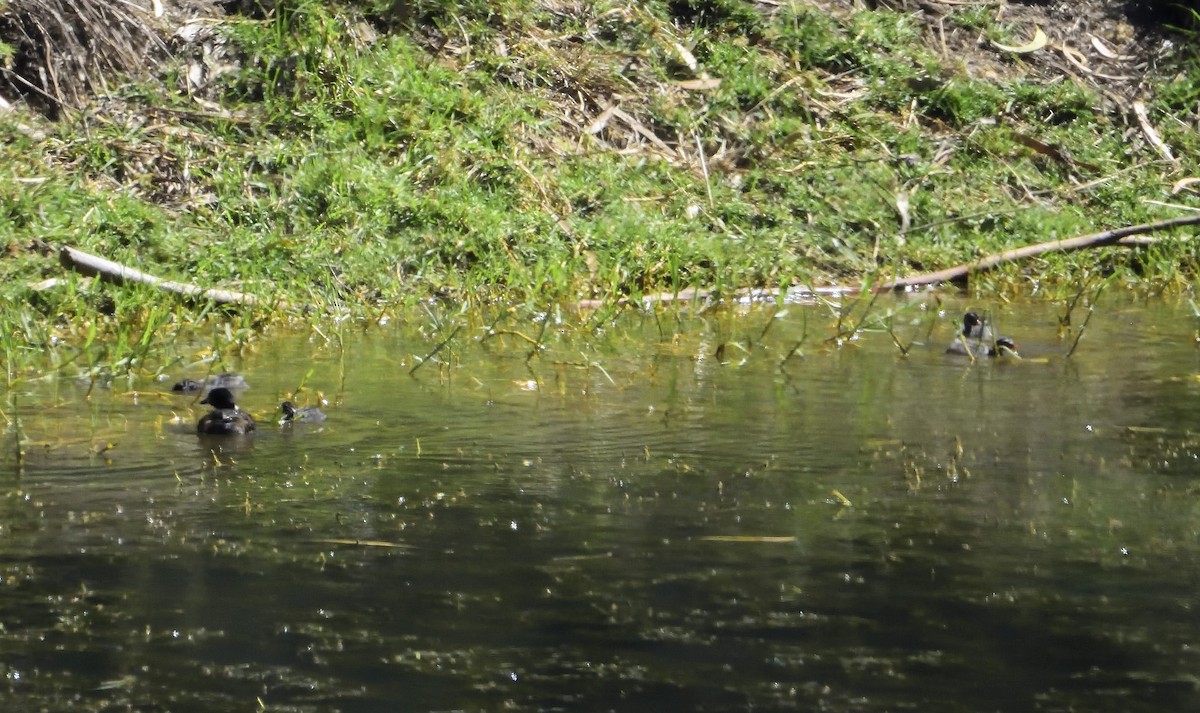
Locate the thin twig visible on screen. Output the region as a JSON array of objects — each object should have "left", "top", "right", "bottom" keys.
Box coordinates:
[
  {"left": 757, "top": 306, "right": 779, "bottom": 344},
  {"left": 885, "top": 314, "right": 913, "bottom": 356},
  {"left": 826, "top": 288, "right": 882, "bottom": 344},
  {"left": 526, "top": 319, "right": 550, "bottom": 363},
  {"left": 780, "top": 341, "right": 805, "bottom": 366},
  {"left": 954, "top": 333, "right": 977, "bottom": 363},
  {"left": 1065, "top": 279, "right": 1109, "bottom": 358},
  {"left": 482, "top": 329, "right": 540, "bottom": 346},
  {"left": 409, "top": 325, "right": 461, "bottom": 376},
  {"left": 779, "top": 311, "right": 808, "bottom": 369}
]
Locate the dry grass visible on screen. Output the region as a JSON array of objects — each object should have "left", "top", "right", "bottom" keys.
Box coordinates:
[{"left": 0, "top": 0, "right": 218, "bottom": 116}]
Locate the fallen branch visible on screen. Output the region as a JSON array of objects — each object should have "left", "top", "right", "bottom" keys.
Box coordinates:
[
  {"left": 59, "top": 246, "right": 272, "bottom": 308},
  {"left": 875, "top": 214, "right": 1200, "bottom": 291},
  {"left": 572, "top": 215, "right": 1200, "bottom": 309}
]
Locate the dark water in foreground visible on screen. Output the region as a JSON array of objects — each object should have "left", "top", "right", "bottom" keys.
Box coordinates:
[{"left": 2, "top": 302, "right": 1199, "bottom": 712}]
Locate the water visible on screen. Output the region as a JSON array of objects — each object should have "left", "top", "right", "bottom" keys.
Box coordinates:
[{"left": 2, "top": 301, "right": 1199, "bottom": 712}]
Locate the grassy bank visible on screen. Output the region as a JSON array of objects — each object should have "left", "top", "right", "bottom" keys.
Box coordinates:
[{"left": 0, "top": 0, "right": 1198, "bottom": 377}]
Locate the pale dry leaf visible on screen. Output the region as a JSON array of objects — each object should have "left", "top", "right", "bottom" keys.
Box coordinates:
[
  {"left": 1171, "top": 177, "right": 1200, "bottom": 194},
  {"left": 992, "top": 27, "right": 1048, "bottom": 54},
  {"left": 1059, "top": 43, "right": 1089, "bottom": 73},
  {"left": 675, "top": 78, "right": 722, "bottom": 91},
  {"left": 1090, "top": 34, "right": 1134, "bottom": 61},
  {"left": 895, "top": 190, "right": 911, "bottom": 234},
  {"left": 672, "top": 42, "right": 698, "bottom": 73},
  {"left": 1060, "top": 44, "right": 1132, "bottom": 80},
  {"left": 585, "top": 105, "right": 617, "bottom": 135},
  {"left": 611, "top": 107, "right": 673, "bottom": 153},
  {"left": 1132, "top": 101, "right": 1178, "bottom": 164}
]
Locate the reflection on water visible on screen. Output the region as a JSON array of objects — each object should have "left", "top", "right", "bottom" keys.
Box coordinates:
[{"left": 2, "top": 301, "right": 1200, "bottom": 711}]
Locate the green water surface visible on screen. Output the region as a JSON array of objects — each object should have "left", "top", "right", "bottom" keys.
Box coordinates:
[{"left": 1, "top": 301, "right": 1198, "bottom": 712}]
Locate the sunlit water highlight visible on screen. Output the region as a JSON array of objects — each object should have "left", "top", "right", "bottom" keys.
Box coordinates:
[{"left": 2, "top": 301, "right": 1199, "bottom": 712}]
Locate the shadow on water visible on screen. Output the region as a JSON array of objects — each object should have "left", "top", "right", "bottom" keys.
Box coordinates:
[{"left": 1, "top": 300, "right": 1199, "bottom": 711}]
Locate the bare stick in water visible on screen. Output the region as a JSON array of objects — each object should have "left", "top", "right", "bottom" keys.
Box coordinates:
[
  {"left": 1065, "top": 279, "right": 1110, "bottom": 358},
  {"left": 409, "top": 325, "right": 462, "bottom": 375}
]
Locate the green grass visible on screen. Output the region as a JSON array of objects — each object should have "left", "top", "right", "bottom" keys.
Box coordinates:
[{"left": 0, "top": 0, "right": 1197, "bottom": 378}]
